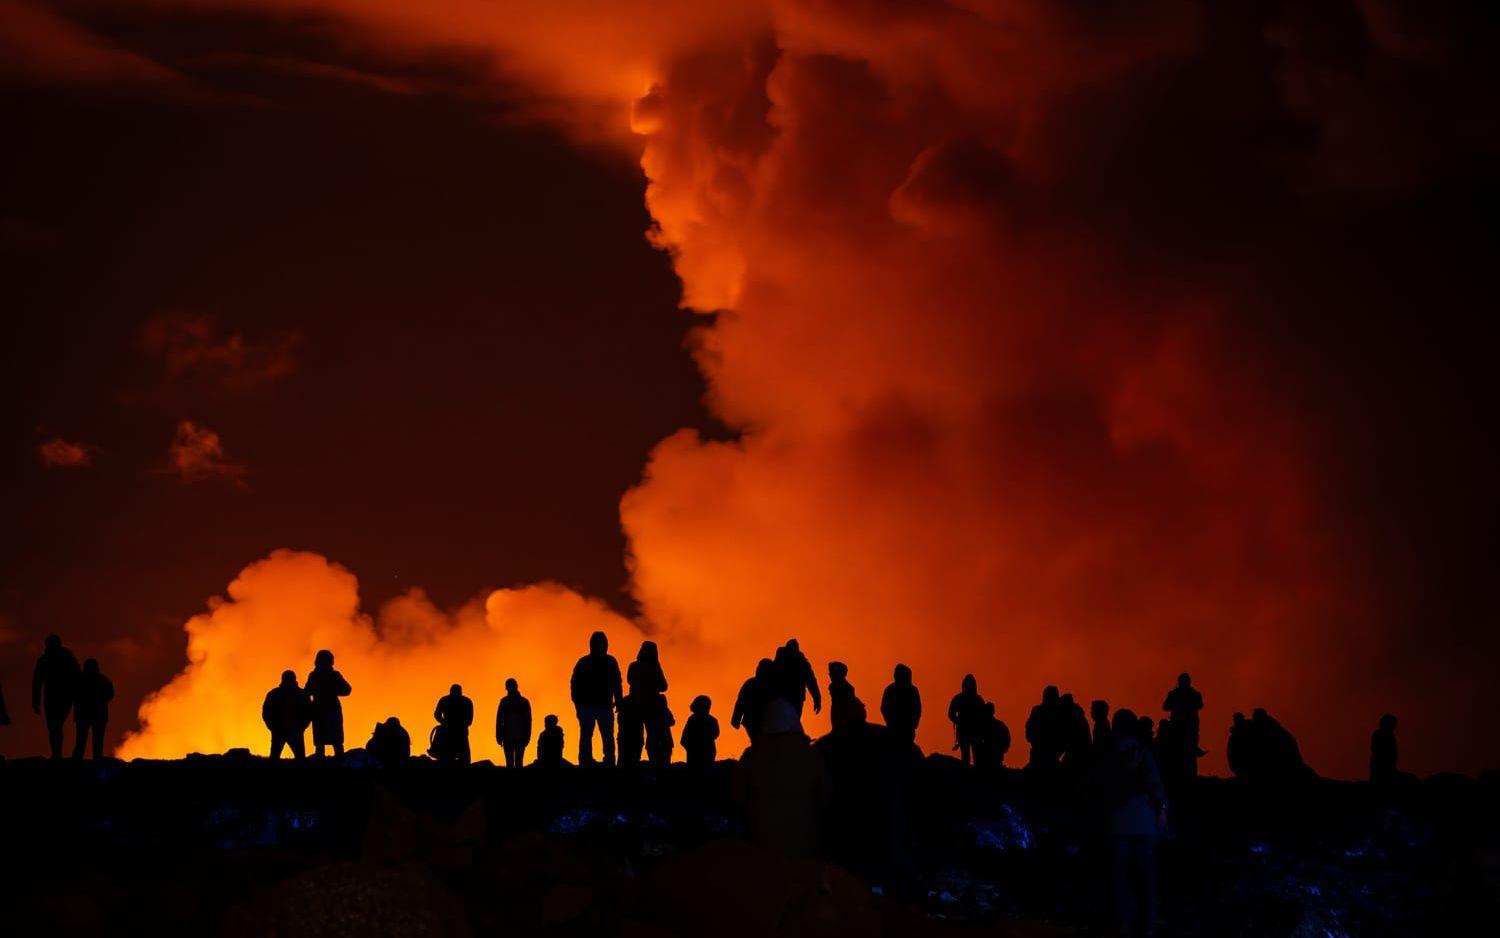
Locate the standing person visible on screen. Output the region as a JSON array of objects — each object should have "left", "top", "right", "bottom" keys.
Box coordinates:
[
  {"left": 1162, "top": 673, "right": 1204, "bottom": 769},
  {"left": 880, "top": 664, "right": 922, "bottom": 745},
  {"left": 305, "top": 650, "right": 352, "bottom": 758},
  {"left": 1370, "top": 714, "right": 1398, "bottom": 785},
  {"left": 1093, "top": 708, "right": 1167, "bottom": 938},
  {"left": 433, "top": 684, "right": 474, "bottom": 763},
  {"left": 731, "top": 658, "right": 777, "bottom": 741},
  {"left": 32, "top": 635, "right": 80, "bottom": 759},
  {"left": 495, "top": 678, "right": 533, "bottom": 768},
  {"left": 72, "top": 658, "right": 114, "bottom": 760},
  {"left": 973, "top": 702, "right": 1011, "bottom": 768},
  {"left": 827, "top": 661, "right": 860, "bottom": 731},
  {"left": 1026, "top": 686, "right": 1064, "bottom": 768},
  {"left": 1091, "top": 700, "right": 1113, "bottom": 750},
  {"left": 366, "top": 717, "right": 411, "bottom": 767},
  {"left": 570, "top": 631, "right": 622, "bottom": 766},
  {"left": 773, "top": 639, "right": 821, "bottom": 716},
  {"left": 947, "top": 674, "right": 986, "bottom": 765},
  {"left": 628, "top": 640, "right": 673, "bottom": 767},
  {"left": 262, "top": 670, "right": 311, "bottom": 760},
  {"left": 681, "top": 695, "right": 720, "bottom": 770}
]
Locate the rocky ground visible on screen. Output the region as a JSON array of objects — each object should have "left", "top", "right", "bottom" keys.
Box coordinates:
[{"left": 0, "top": 751, "right": 1495, "bottom": 936}]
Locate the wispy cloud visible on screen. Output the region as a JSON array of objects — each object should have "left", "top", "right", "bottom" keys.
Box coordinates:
[
  {"left": 0, "top": 0, "right": 180, "bottom": 86},
  {"left": 168, "top": 420, "right": 247, "bottom": 486},
  {"left": 143, "top": 313, "right": 297, "bottom": 394},
  {"left": 38, "top": 436, "right": 92, "bottom": 468}
]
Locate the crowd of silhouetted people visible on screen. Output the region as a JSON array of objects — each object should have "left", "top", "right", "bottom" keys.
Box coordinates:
[{"left": 1, "top": 631, "right": 1418, "bottom": 935}]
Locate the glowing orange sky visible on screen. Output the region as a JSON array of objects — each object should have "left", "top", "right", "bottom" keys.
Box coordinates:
[{"left": 22, "top": 0, "right": 1483, "bottom": 777}]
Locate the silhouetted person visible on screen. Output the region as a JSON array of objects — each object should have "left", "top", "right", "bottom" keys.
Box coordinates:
[
  {"left": 973, "top": 702, "right": 1011, "bottom": 769},
  {"left": 433, "top": 684, "right": 474, "bottom": 763},
  {"left": 627, "top": 640, "right": 673, "bottom": 767},
  {"left": 366, "top": 717, "right": 411, "bottom": 767},
  {"left": 827, "top": 661, "right": 860, "bottom": 731},
  {"left": 1060, "top": 692, "right": 1092, "bottom": 770},
  {"left": 536, "top": 714, "right": 564, "bottom": 767},
  {"left": 32, "top": 634, "right": 80, "bottom": 759},
  {"left": 1093, "top": 709, "right": 1166, "bottom": 938},
  {"left": 1091, "top": 699, "right": 1113, "bottom": 750},
  {"left": 262, "top": 670, "right": 311, "bottom": 760},
  {"left": 682, "top": 695, "right": 720, "bottom": 770},
  {"left": 731, "top": 658, "right": 777, "bottom": 741},
  {"left": 1026, "top": 685, "right": 1063, "bottom": 768},
  {"left": 305, "top": 649, "right": 352, "bottom": 758},
  {"left": 495, "top": 678, "right": 532, "bottom": 767},
  {"left": 71, "top": 658, "right": 113, "bottom": 760},
  {"left": 570, "top": 630, "right": 622, "bottom": 766},
  {"left": 774, "top": 639, "right": 821, "bottom": 715},
  {"left": 733, "top": 698, "right": 830, "bottom": 856},
  {"left": 1370, "top": 714, "right": 1398, "bottom": 785},
  {"left": 948, "top": 674, "right": 986, "bottom": 765},
  {"left": 880, "top": 664, "right": 921, "bottom": 745},
  {"left": 1162, "top": 672, "right": 1203, "bottom": 756},
  {"left": 1240, "top": 708, "right": 1312, "bottom": 785}
]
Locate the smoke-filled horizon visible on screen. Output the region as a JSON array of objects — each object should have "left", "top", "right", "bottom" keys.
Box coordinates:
[{"left": 6, "top": 1, "right": 1498, "bottom": 778}]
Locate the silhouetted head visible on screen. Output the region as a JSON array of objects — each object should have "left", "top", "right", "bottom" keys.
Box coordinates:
[
  {"left": 961, "top": 673, "right": 977, "bottom": 694},
  {"left": 755, "top": 658, "right": 776, "bottom": 680},
  {"left": 785, "top": 638, "right": 800, "bottom": 653},
  {"left": 505, "top": 678, "right": 519, "bottom": 694},
  {"left": 1379, "top": 714, "right": 1397, "bottom": 732},
  {"left": 1139, "top": 716, "right": 1155, "bottom": 736},
  {"left": 589, "top": 631, "right": 608, "bottom": 654},
  {"left": 1252, "top": 707, "right": 1268, "bottom": 721},
  {"left": 691, "top": 694, "right": 711, "bottom": 714},
  {"left": 762, "top": 699, "right": 803, "bottom": 737},
  {"left": 894, "top": 663, "right": 912, "bottom": 684},
  {"left": 1091, "top": 699, "right": 1109, "bottom": 720},
  {"left": 1042, "top": 685, "right": 1059, "bottom": 704},
  {"left": 280, "top": 670, "right": 297, "bottom": 687},
  {"left": 450, "top": 683, "right": 462, "bottom": 696},
  {"left": 828, "top": 661, "right": 848, "bottom": 680},
  {"left": 1061, "top": 692, "right": 1075, "bottom": 705},
  {"left": 545, "top": 714, "right": 559, "bottom": 728},
  {"left": 638, "top": 640, "right": 658, "bottom": 662},
  {"left": 1233, "top": 711, "right": 1246, "bottom": 726},
  {"left": 45, "top": 634, "right": 61, "bottom": 651},
  {"left": 1112, "top": 708, "right": 1138, "bottom": 737},
  {"left": 1178, "top": 672, "right": 1191, "bottom": 687},
  {"left": 386, "top": 717, "right": 402, "bottom": 728},
  {"left": 315, "top": 649, "right": 334, "bottom": 668},
  {"left": 83, "top": 658, "right": 99, "bottom": 676},
  {"left": 985, "top": 702, "right": 996, "bottom": 716}
]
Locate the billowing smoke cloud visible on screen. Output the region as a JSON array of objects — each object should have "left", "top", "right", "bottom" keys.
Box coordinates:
[
  {"left": 118, "top": 0, "right": 1498, "bottom": 775},
  {"left": 143, "top": 313, "right": 298, "bottom": 394}
]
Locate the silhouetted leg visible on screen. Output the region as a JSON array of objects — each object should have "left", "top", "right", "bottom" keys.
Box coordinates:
[
  {"left": 578, "top": 708, "right": 596, "bottom": 764},
  {"left": 599, "top": 709, "right": 615, "bottom": 766},
  {"left": 288, "top": 735, "right": 305, "bottom": 760},
  {"left": 72, "top": 721, "right": 88, "bottom": 759},
  {"left": 959, "top": 742, "right": 972, "bottom": 766},
  {"left": 93, "top": 720, "right": 106, "bottom": 760},
  {"left": 271, "top": 734, "right": 285, "bottom": 759},
  {"left": 46, "top": 712, "right": 67, "bottom": 759},
  {"left": 333, "top": 742, "right": 343, "bottom": 757}
]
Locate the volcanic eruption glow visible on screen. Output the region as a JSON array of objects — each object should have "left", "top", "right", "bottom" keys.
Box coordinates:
[{"left": 111, "top": 0, "right": 1498, "bottom": 777}]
